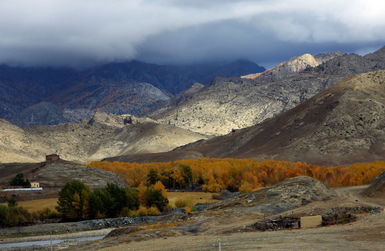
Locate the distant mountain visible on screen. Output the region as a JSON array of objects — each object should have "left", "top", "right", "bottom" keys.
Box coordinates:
[
  {"left": 0, "top": 112, "right": 207, "bottom": 163},
  {"left": 0, "top": 60, "right": 264, "bottom": 126},
  {"left": 0, "top": 65, "right": 76, "bottom": 121},
  {"left": 154, "top": 47, "right": 385, "bottom": 135},
  {"left": 113, "top": 70, "right": 385, "bottom": 165}
]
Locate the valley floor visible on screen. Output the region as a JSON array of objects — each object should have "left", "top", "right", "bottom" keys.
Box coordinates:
[
  {"left": 96, "top": 214, "right": 385, "bottom": 251},
  {"left": 2, "top": 185, "right": 385, "bottom": 251}
]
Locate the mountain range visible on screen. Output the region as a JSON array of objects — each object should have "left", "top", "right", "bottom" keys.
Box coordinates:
[
  {"left": 0, "top": 60, "right": 264, "bottom": 126},
  {"left": 153, "top": 47, "right": 385, "bottom": 135},
  {"left": 1, "top": 46, "right": 384, "bottom": 165},
  {"left": 107, "top": 70, "right": 385, "bottom": 165}
]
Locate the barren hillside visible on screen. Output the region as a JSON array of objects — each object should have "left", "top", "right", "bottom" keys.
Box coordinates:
[{"left": 0, "top": 113, "right": 206, "bottom": 163}]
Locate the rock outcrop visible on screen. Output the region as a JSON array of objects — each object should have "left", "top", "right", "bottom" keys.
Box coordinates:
[
  {"left": 362, "top": 171, "right": 385, "bottom": 198},
  {"left": 208, "top": 176, "right": 336, "bottom": 214}
]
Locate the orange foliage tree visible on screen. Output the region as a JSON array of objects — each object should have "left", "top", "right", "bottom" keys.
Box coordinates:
[{"left": 88, "top": 159, "right": 385, "bottom": 192}]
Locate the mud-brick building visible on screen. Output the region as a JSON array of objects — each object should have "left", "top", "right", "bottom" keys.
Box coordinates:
[{"left": 46, "top": 154, "right": 60, "bottom": 162}]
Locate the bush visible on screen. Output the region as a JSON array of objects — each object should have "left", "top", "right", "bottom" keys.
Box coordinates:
[
  {"left": 174, "top": 199, "right": 188, "bottom": 208},
  {"left": 35, "top": 208, "right": 59, "bottom": 220},
  {"left": 136, "top": 206, "right": 160, "bottom": 216},
  {"left": 137, "top": 206, "right": 149, "bottom": 216},
  {"left": 147, "top": 206, "right": 160, "bottom": 216}
]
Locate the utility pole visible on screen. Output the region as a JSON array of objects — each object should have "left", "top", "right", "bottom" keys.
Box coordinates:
[{"left": 50, "top": 231, "right": 53, "bottom": 251}]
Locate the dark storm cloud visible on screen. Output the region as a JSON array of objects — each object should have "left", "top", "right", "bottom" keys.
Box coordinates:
[{"left": 0, "top": 0, "right": 384, "bottom": 67}]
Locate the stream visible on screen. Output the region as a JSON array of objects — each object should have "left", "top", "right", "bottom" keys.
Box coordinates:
[{"left": 0, "top": 235, "right": 105, "bottom": 248}]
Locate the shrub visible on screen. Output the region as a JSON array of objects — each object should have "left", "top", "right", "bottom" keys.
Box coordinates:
[
  {"left": 135, "top": 206, "right": 161, "bottom": 216},
  {"left": 137, "top": 206, "right": 149, "bottom": 216},
  {"left": 174, "top": 199, "right": 188, "bottom": 208},
  {"left": 35, "top": 208, "right": 59, "bottom": 220},
  {"left": 147, "top": 206, "right": 160, "bottom": 216}
]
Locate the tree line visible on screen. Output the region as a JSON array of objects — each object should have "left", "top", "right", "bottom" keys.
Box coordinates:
[
  {"left": 88, "top": 159, "right": 385, "bottom": 192},
  {"left": 0, "top": 179, "right": 169, "bottom": 227},
  {"left": 56, "top": 180, "right": 169, "bottom": 221}
]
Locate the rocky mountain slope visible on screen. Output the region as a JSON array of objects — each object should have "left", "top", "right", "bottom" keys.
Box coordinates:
[
  {"left": 154, "top": 47, "right": 384, "bottom": 135},
  {"left": 0, "top": 112, "right": 206, "bottom": 163},
  {"left": 0, "top": 119, "right": 51, "bottom": 163},
  {"left": 115, "top": 70, "right": 385, "bottom": 165},
  {"left": 173, "top": 70, "right": 385, "bottom": 165},
  {"left": 0, "top": 60, "right": 264, "bottom": 126},
  {"left": 362, "top": 171, "right": 385, "bottom": 198},
  {"left": 242, "top": 52, "right": 343, "bottom": 81}
]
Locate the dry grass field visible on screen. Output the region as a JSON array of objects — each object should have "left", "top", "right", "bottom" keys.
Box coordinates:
[
  {"left": 168, "top": 192, "right": 219, "bottom": 208},
  {"left": 15, "top": 198, "right": 58, "bottom": 212}
]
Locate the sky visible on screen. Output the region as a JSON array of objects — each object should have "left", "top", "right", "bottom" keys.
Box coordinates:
[{"left": 0, "top": 0, "right": 384, "bottom": 68}]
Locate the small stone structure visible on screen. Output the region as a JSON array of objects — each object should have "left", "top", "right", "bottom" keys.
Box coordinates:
[
  {"left": 46, "top": 154, "right": 60, "bottom": 162},
  {"left": 300, "top": 215, "right": 322, "bottom": 229},
  {"left": 31, "top": 182, "right": 40, "bottom": 188},
  {"left": 253, "top": 217, "right": 300, "bottom": 231}
]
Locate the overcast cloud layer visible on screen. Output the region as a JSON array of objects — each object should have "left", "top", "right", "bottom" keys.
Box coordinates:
[{"left": 0, "top": 0, "right": 384, "bottom": 67}]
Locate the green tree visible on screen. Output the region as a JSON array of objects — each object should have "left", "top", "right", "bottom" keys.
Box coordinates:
[
  {"left": 56, "top": 180, "right": 90, "bottom": 221},
  {"left": 89, "top": 184, "right": 139, "bottom": 219},
  {"left": 10, "top": 173, "right": 31, "bottom": 188},
  {"left": 89, "top": 188, "right": 111, "bottom": 218},
  {"left": 144, "top": 188, "right": 169, "bottom": 212},
  {"left": 146, "top": 168, "right": 159, "bottom": 185},
  {"left": 180, "top": 164, "right": 193, "bottom": 189}
]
